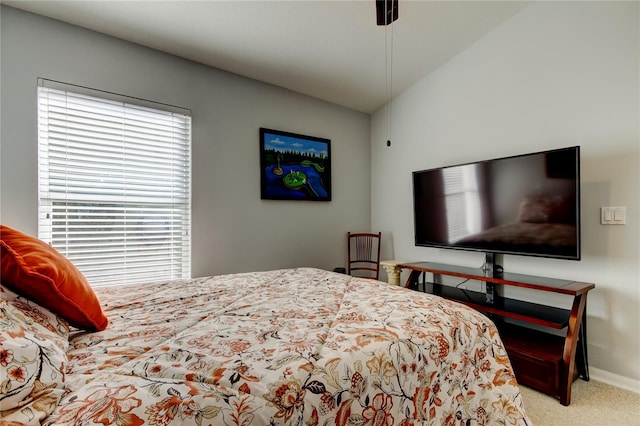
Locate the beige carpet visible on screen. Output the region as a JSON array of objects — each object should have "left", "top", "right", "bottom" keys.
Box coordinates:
[{"left": 520, "top": 379, "right": 640, "bottom": 425}]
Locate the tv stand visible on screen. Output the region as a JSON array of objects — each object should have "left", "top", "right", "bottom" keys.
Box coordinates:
[
  {"left": 481, "top": 252, "right": 503, "bottom": 278},
  {"left": 396, "top": 261, "right": 595, "bottom": 406}
]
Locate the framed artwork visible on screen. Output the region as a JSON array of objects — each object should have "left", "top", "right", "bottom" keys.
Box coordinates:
[{"left": 260, "top": 128, "right": 331, "bottom": 201}]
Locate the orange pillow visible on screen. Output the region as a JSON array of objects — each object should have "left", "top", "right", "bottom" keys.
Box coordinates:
[{"left": 0, "top": 224, "right": 108, "bottom": 331}]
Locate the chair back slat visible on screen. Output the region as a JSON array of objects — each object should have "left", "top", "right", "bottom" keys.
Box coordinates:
[{"left": 347, "top": 232, "right": 382, "bottom": 280}]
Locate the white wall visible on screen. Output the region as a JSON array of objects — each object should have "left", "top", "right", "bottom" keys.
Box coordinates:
[
  {"left": 372, "top": 2, "right": 639, "bottom": 385},
  {"left": 0, "top": 6, "right": 371, "bottom": 277}
]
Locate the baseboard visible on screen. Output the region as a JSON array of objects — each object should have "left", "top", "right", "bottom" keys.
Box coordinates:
[{"left": 589, "top": 367, "right": 640, "bottom": 394}]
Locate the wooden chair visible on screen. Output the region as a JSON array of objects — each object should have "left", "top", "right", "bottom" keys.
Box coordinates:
[{"left": 347, "top": 232, "right": 381, "bottom": 280}]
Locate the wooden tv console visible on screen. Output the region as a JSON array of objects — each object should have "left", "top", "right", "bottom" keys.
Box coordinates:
[{"left": 396, "top": 261, "right": 595, "bottom": 406}]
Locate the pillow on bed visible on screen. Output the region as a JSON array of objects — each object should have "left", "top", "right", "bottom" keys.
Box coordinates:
[
  {"left": 517, "top": 195, "right": 574, "bottom": 224},
  {"left": 0, "top": 224, "right": 108, "bottom": 331},
  {"left": 517, "top": 195, "right": 554, "bottom": 223},
  {"left": 0, "top": 284, "right": 69, "bottom": 425}
]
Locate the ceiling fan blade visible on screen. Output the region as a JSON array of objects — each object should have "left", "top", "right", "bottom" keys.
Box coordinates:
[{"left": 376, "top": 0, "right": 398, "bottom": 26}]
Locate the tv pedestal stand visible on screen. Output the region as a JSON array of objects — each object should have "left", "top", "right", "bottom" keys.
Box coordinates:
[{"left": 396, "top": 261, "right": 595, "bottom": 406}]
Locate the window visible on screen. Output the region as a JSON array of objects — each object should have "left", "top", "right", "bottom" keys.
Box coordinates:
[
  {"left": 38, "top": 81, "right": 191, "bottom": 286},
  {"left": 443, "top": 165, "right": 482, "bottom": 242}
]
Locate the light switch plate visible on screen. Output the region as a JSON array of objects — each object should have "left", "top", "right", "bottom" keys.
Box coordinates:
[{"left": 601, "top": 207, "right": 626, "bottom": 225}]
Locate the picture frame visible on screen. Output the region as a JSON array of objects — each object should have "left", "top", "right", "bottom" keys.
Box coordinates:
[{"left": 260, "top": 127, "right": 331, "bottom": 201}]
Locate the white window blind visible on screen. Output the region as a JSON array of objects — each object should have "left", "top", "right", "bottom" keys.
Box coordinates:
[
  {"left": 443, "top": 165, "right": 482, "bottom": 242},
  {"left": 38, "top": 83, "right": 191, "bottom": 287}
]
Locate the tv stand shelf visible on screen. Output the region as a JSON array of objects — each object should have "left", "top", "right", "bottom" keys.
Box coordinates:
[
  {"left": 429, "top": 284, "right": 570, "bottom": 329},
  {"left": 397, "top": 261, "right": 595, "bottom": 406}
]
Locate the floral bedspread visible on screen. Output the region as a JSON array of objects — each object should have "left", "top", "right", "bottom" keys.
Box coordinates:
[{"left": 46, "top": 268, "right": 530, "bottom": 425}]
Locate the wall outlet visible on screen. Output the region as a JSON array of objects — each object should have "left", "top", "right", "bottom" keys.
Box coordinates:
[{"left": 601, "top": 207, "right": 626, "bottom": 225}]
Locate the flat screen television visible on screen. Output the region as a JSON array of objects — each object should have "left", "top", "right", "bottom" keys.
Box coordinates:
[{"left": 412, "top": 146, "right": 580, "bottom": 266}]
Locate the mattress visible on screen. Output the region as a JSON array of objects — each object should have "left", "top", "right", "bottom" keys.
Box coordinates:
[{"left": 1, "top": 267, "right": 530, "bottom": 425}]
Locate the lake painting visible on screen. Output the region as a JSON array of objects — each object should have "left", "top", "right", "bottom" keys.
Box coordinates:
[{"left": 260, "top": 128, "right": 331, "bottom": 201}]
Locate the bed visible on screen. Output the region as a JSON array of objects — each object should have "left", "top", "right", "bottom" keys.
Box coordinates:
[
  {"left": 1, "top": 226, "right": 531, "bottom": 425},
  {"left": 456, "top": 221, "right": 577, "bottom": 258},
  {"left": 456, "top": 194, "right": 578, "bottom": 258}
]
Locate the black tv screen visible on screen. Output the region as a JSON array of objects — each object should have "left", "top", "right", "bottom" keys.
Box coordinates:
[{"left": 412, "top": 146, "right": 580, "bottom": 260}]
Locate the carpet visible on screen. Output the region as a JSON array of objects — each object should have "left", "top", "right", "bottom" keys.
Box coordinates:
[{"left": 520, "top": 379, "right": 640, "bottom": 425}]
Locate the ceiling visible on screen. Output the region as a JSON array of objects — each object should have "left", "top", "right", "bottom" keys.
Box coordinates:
[{"left": 3, "top": 0, "right": 529, "bottom": 113}]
